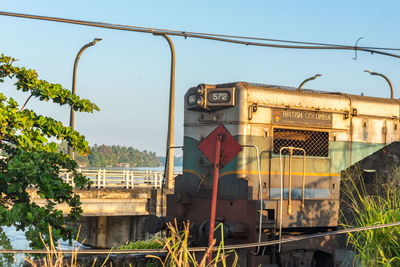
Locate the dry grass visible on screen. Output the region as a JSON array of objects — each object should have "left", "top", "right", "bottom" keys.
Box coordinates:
[
  {"left": 23, "top": 225, "right": 110, "bottom": 267},
  {"left": 23, "top": 220, "right": 236, "bottom": 266},
  {"left": 146, "top": 221, "right": 237, "bottom": 267}
]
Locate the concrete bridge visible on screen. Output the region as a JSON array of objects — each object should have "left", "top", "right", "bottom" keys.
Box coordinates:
[{"left": 28, "top": 169, "right": 178, "bottom": 248}]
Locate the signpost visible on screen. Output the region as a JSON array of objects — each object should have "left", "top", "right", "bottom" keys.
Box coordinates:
[{"left": 198, "top": 124, "right": 241, "bottom": 263}]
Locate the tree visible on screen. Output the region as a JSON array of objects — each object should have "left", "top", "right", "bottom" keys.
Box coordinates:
[{"left": 0, "top": 53, "right": 99, "bottom": 249}]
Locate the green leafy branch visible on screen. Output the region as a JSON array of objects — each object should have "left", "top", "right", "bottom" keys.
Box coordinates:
[
  {"left": 0, "top": 52, "right": 98, "bottom": 249},
  {"left": 0, "top": 54, "right": 99, "bottom": 113}
]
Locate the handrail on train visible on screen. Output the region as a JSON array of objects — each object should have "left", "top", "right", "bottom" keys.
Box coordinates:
[
  {"left": 278, "top": 146, "right": 306, "bottom": 252},
  {"left": 240, "top": 144, "right": 263, "bottom": 252}
]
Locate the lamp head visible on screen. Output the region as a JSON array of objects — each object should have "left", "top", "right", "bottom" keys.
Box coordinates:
[
  {"left": 311, "top": 74, "right": 322, "bottom": 80},
  {"left": 92, "top": 38, "right": 102, "bottom": 45},
  {"left": 364, "top": 70, "right": 379, "bottom": 76}
]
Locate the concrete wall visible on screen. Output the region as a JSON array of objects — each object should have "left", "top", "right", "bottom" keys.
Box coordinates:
[
  {"left": 79, "top": 216, "right": 153, "bottom": 248},
  {"left": 74, "top": 188, "right": 171, "bottom": 248},
  {"left": 28, "top": 185, "right": 172, "bottom": 248}
]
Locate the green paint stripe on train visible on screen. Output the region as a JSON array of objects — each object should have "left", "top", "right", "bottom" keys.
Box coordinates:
[{"left": 183, "top": 136, "right": 385, "bottom": 177}]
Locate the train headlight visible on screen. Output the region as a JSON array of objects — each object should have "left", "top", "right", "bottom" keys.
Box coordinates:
[
  {"left": 197, "top": 84, "right": 205, "bottom": 95},
  {"left": 187, "top": 94, "right": 197, "bottom": 105},
  {"left": 196, "top": 97, "right": 204, "bottom": 106}
]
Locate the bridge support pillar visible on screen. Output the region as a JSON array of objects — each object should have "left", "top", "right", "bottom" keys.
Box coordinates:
[
  {"left": 96, "top": 216, "right": 107, "bottom": 248},
  {"left": 79, "top": 215, "right": 153, "bottom": 248}
]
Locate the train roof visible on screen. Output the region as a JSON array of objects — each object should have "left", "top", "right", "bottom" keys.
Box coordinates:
[{"left": 215, "top": 81, "right": 399, "bottom": 104}]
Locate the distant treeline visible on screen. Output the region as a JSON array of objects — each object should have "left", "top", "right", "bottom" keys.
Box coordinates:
[{"left": 58, "top": 142, "right": 161, "bottom": 167}]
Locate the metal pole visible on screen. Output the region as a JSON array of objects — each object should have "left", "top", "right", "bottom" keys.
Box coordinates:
[
  {"left": 301, "top": 149, "right": 306, "bottom": 209},
  {"left": 154, "top": 34, "right": 175, "bottom": 189},
  {"left": 278, "top": 146, "right": 306, "bottom": 251},
  {"left": 278, "top": 147, "right": 284, "bottom": 252},
  {"left": 297, "top": 74, "right": 322, "bottom": 91},
  {"left": 240, "top": 145, "right": 263, "bottom": 251},
  {"left": 288, "top": 148, "right": 293, "bottom": 215},
  {"left": 364, "top": 70, "right": 394, "bottom": 99},
  {"left": 68, "top": 38, "right": 102, "bottom": 160},
  {"left": 207, "top": 134, "right": 222, "bottom": 264}
]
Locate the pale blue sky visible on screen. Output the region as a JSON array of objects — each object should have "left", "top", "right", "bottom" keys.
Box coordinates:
[{"left": 1, "top": 1, "right": 399, "bottom": 155}]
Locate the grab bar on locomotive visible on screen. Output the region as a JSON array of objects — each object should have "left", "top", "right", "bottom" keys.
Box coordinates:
[
  {"left": 278, "top": 146, "right": 306, "bottom": 252},
  {"left": 240, "top": 144, "right": 263, "bottom": 252}
]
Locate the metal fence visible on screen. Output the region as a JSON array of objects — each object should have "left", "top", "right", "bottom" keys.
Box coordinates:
[{"left": 60, "top": 169, "right": 180, "bottom": 189}]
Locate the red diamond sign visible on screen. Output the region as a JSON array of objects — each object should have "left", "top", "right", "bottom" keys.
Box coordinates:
[{"left": 198, "top": 124, "right": 242, "bottom": 168}]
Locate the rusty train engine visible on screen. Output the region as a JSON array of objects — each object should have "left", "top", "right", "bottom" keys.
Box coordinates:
[{"left": 146, "top": 82, "right": 400, "bottom": 266}]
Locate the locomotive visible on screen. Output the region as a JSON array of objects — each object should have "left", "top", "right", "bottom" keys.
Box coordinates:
[{"left": 149, "top": 82, "right": 400, "bottom": 266}]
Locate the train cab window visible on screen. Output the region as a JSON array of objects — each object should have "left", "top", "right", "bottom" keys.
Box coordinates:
[{"left": 273, "top": 128, "right": 329, "bottom": 157}]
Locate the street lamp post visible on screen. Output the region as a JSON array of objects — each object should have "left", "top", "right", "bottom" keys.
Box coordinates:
[
  {"left": 68, "top": 38, "right": 102, "bottom": 160},
  {"left": 297, "top": 74, "right": 322, "bottom": 91},
  {"left": 364, "top": 70, "right": 394, "bottom": 99},
  {"left": 153, "top": 33, "right": 175, "bottom": 190}
]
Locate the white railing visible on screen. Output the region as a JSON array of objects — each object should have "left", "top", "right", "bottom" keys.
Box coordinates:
[{"left": 59, "top": 169, "right": 181, "bottom": 189}]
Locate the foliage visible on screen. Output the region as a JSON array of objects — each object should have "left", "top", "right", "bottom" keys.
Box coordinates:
[
  {"left": 146, "top": 221, "right": 237, "bottom": 267},
  {"left": 0, "top": 53, "right": 97, "bottom": 249},
  {"left": 0, "top": 228, "right": 13, "bottom": 266},
  {"left": 119, "top": 237, "right": 163, "bottom": 250},
  {"left": 341, "top": 167, "right": 400, "bottom": 266},
  {"left": 58, "top": 142, "right": 161, "bottom": 167}
]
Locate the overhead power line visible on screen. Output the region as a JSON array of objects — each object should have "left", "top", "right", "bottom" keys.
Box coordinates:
[
  {"left": 87, "top": 18, "right": 400, "bottom": 51},
  {"left": 1, "top": 11, "right": 400, "bottom": 59}
]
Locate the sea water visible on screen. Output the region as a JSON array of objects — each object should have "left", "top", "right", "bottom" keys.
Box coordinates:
[{"left": 3, "top": 227, "right": 87, "bottom": 266}]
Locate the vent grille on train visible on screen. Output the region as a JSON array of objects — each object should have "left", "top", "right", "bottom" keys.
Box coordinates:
[{"left": 273, "top": 128, "right": 329, "bottom": 157}]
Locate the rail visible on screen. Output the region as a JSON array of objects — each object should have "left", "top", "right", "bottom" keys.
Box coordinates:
[{"left": 59, "top": 169, "right": 182, "bottom": 189}]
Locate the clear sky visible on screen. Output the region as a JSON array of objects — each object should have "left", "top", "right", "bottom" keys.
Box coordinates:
[{"left": 1, "top": 1, "right": 399, "bottom": 156}]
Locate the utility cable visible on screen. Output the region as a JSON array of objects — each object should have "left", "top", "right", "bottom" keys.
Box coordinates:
[
  {"left": 1, "top": 11, "right": 400, "bottom": 59},
  {"left": 72, "top": 17, "right": 400, "bottom": 51}
]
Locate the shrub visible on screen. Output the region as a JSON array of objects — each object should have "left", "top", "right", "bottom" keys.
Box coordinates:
[
  {"left": 119, "top": 238, "right": 163, "bottom": 250},
  {"left": 341, "top": 167, "right": 400, "bottom": 266}
]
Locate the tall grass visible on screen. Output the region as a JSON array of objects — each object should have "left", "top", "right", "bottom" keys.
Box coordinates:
[
  {"left": 146, "top": 221, "right": 237, "bottom": 267},
  {"left": 24, "top": 225, "right": 109, "bottom": 267},
  {"left": 23, "top": 221, "right": 236, "bottom": 267},
  {"left": 341, "top": 166, "right": 400, "bottom": 266}
]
